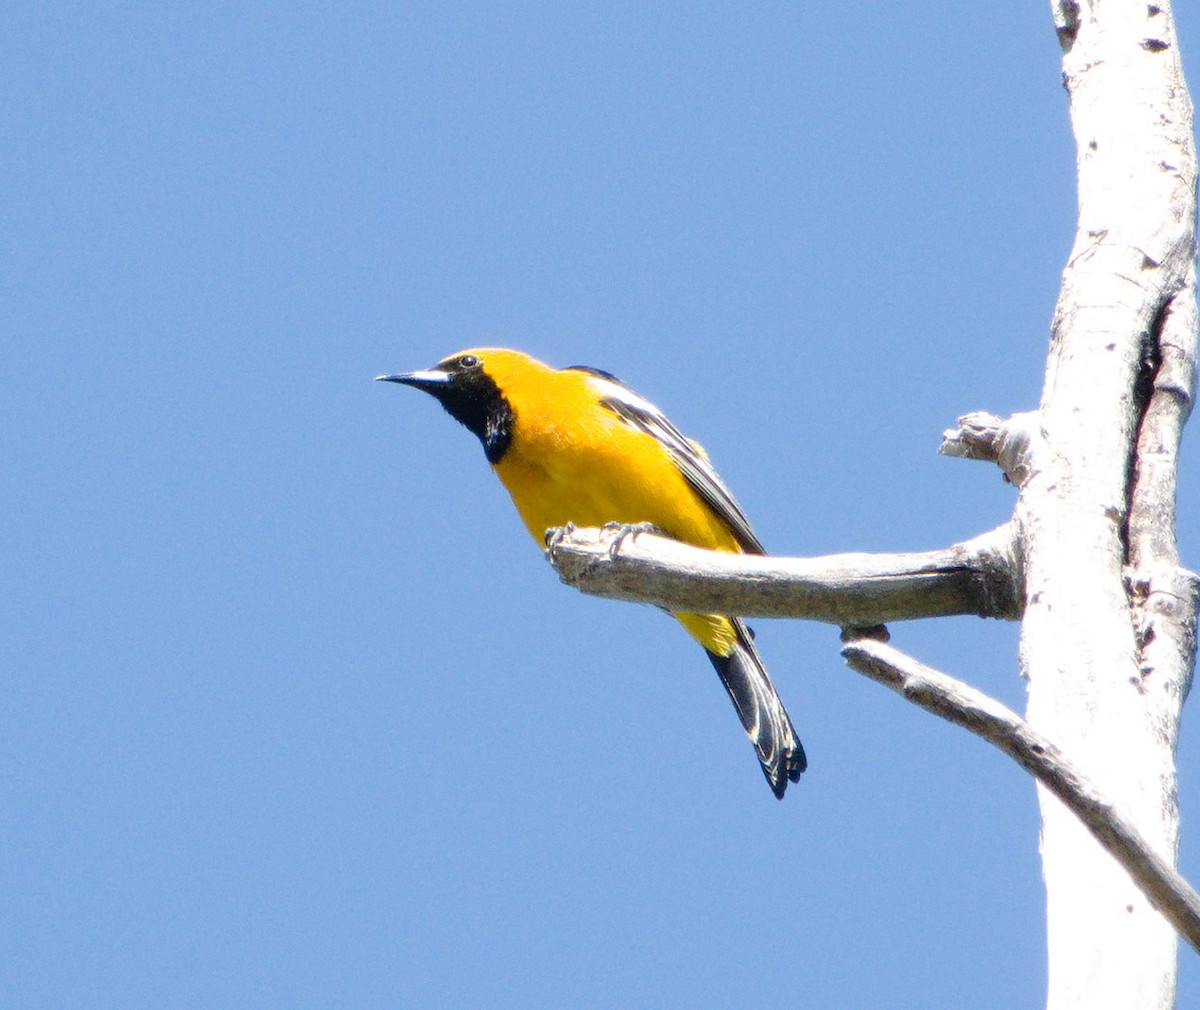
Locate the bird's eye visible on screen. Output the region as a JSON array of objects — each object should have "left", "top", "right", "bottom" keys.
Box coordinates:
[{"left": 459, "top": 355, "right": 480, "bottom": 369}]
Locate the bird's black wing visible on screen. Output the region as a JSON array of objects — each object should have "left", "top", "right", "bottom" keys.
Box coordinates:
[
  {"left": 568, "top": 362, "right": 758, "bottom": 551},
  {"left": 566, "top": 366, "right": 765, "bottom": 555}
]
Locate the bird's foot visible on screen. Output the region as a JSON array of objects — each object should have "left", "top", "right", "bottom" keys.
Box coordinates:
[
  {"left": 544, "top": 522, "right": 577, "bottom": 556},
  {"left": 599, "top": 521, "right": 667, "bottom": 560}
]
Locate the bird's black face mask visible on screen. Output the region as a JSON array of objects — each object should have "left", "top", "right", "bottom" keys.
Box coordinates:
[{"left": 377, "top": 354, "right": 514, "bottom": 464}]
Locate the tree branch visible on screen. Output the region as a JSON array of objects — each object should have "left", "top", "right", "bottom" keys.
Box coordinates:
[
  {"left": 1127, "top": 266, "right": 1200, "bottom": 720},
  {"left": 545, "top": 522, "right": 1022, "bottom": 623},
  {"left": 840, "top": 635, "right": 1200, "bottom": 957},
  {"left": 940, "top": 410, "right": 1039, "bottom": 487}
]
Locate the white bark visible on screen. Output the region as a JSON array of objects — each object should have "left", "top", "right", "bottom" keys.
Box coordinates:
[{"left": 1028, "top": 4, "right": 1197, "bottom": 1007}]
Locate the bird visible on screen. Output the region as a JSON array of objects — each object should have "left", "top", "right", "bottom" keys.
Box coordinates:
[{"left": 377, "top": 348, "right": 806, "bottom": 797}]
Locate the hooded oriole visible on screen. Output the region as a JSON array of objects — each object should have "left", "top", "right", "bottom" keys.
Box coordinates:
[{"left": 378, "top": 348, "right": 806, "bottom": 797}]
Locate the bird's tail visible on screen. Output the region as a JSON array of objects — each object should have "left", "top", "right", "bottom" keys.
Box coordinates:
[{"left": 703, "top": 618, "right": 806, "bottom": 798}]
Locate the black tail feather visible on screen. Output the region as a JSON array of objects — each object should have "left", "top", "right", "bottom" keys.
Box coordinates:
[{"left": 705, "top": 620, "right": 805, "bottom": 798}]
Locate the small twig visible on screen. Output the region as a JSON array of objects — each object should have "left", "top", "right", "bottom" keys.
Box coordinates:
[
  {"left": 940, "top": 410, "right": 1038, "bottom": 486},
  {"left": 545, "top": 523, "right": 1022, "bottom": 624},
  {"left": 840, "top": 635, "right": 1200, "bottom": 956},
  {"left": 940, "top": 411, "right": 1009, "bottom": 462}
]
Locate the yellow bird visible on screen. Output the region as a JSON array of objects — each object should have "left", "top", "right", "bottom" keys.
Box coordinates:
[{"left": 378, "top": 348, "right": 805, "bottom": 797}]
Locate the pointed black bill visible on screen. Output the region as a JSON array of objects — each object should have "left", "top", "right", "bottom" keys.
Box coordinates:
[{"left": 375, "top": 369, "right": 452, "bottom": 391}]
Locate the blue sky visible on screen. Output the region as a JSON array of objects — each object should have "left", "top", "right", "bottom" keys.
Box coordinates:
[{"left": 5, "top": 4, "right": 1200, "bottom": 1007}]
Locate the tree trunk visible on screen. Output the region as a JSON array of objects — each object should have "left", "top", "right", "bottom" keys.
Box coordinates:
[{"left": 1026, "top": 3, "right": 1197, "bottom": 1007}]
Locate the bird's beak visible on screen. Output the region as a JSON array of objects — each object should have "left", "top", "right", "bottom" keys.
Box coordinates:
[{"left": 375, "top": 368, "right": 452, "bottom": 390}]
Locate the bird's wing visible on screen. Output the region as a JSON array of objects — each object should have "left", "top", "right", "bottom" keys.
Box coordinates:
[{"left": 567, "top": 366, "right": 765, "bottom": 555}]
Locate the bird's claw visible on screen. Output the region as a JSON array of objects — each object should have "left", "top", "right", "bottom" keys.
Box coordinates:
[
  {"left": 544, "top": 522, "right": 577, "bottom": 556},
  {"left": 600, "top": 521, "right": 665, "bottom": 560}
]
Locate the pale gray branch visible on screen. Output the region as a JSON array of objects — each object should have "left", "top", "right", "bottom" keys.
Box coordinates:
[
  {"left": 840, "top": 636, "right": 1200, "bottom": 957},
  {"left": 545, "top": 523, "right": 1021, "bottom": 623}
]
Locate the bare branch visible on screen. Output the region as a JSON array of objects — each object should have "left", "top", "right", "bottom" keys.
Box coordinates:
[
  {"left": 840, "top": 636, "right": 1200, "bottom": 957},
  {"left": 545, "top": 523, "right": 1021, "bottom": 623},
  {"left": 1127, "top": 267, "right": 1200, "bottom": 718},
  {"left": 940, "top": 410, "right": 1038, "bottom": 487},
  {"left": 940, "top": 411, "right": 1008, "bottom": 462}
]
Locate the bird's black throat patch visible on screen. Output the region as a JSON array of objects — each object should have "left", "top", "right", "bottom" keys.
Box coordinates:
[{"left": 425, "top": 365, "right": 514, "bottom": 464}]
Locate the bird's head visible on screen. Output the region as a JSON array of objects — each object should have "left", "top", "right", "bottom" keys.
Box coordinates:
[{"left": 377, "top": 348, "right": 533, "bottom": 464}]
